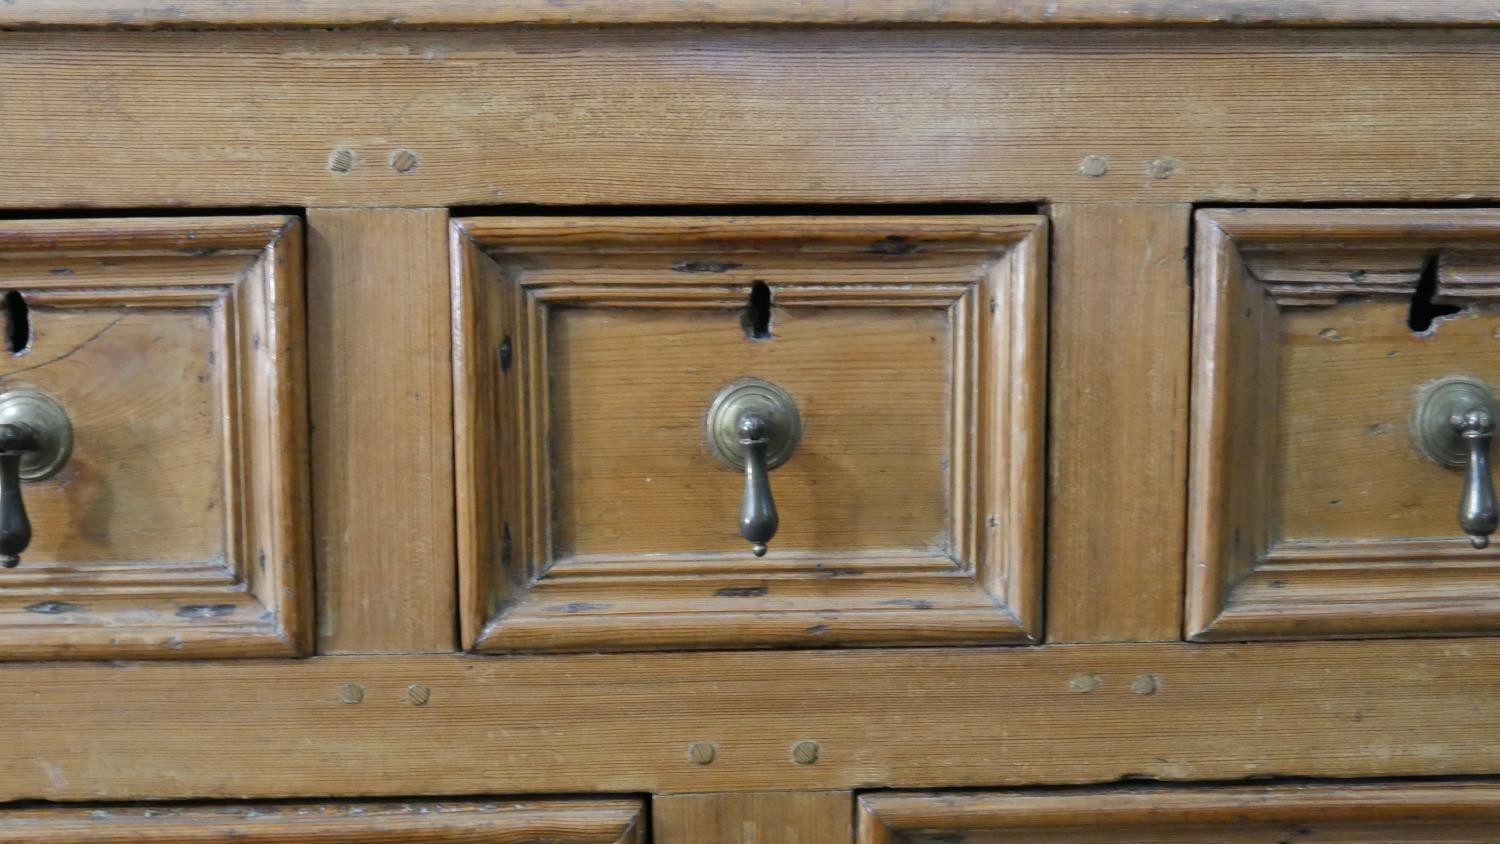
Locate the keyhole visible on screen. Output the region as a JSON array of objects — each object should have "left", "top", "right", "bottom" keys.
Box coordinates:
[
  {"left": 3, "top": 291, "right": 30, "bottom": 356},
  {"left": 741, "top": 280, "right": 773, "bottom": 340},
  {"left": 1408, "top": 254, "right": 1462, "bottom": 333}
]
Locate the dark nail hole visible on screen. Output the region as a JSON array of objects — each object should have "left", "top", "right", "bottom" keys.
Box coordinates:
[
  {"left": 3, "top": 291, "right": 29, "bottom": 356},
  {"left": 499, "top": 336, "right": 512, "bottom": 372},
  {"left": 500, "top": 523, "right": 513, "bottom": 567},
  {"left": 741, "top": 280, "right": 773, "bottom": 340},
  {"left": 1408, "top": 254, "right": 1462, "bottom": 333}
]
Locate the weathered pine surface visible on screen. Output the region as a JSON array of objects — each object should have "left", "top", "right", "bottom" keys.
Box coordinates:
[
  {"left": 5, "top": 0, "right": 1500, "bottom": 27},
  {"left": 0, "top": 640, "right": 1496, "bottom": 800},
  {"left": 3, "top": 30, "right": 1500, "bottom": 207}
]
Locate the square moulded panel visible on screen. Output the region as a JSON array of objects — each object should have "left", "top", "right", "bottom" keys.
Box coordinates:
[
  {"left": 1189, "top": 209, "right": 1500, "bottom": 640},
  {"left": 0, "top": 217, "right": 310, "bottom": 658},
  {"left": 453, "top": 216, "right": 1046, "bottom": 651}
]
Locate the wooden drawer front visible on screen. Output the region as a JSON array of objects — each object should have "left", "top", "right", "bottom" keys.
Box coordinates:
[
  {"left": 858, "top": 783, "right": 1500, "bottom": 843},
  {"left": 0, "top": 799, "right": 644, "bottom": 842},
  {"left": 0, "top": 217, "right": 310, "bottom": 658},
  {"left": 1189, "top": 209, "right": 1500, "bottom": 640},
  {"left": 453, "top": 216, "right": 1046, "bottom": 651}
]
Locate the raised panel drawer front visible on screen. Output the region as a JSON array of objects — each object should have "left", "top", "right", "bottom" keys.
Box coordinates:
[
  {"left": 857, "top": 783, "right": 1500, "bottom": 843},
  {"left": 0, "top": 217, "right": 311, "bottom": 658},
  {"left": 452, "top": 215, "right": 1046, "bottom": 651},
  {"left": 1190, "top": 209, "right": 1500, "bottom": 640},
  {"left": 0, "top": 799, "right": 645, "bottom": 842}
]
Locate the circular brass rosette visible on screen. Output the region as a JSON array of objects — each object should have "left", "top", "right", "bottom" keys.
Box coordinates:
[{"left": 704, "top": 378, "right": 801, "bottom": 471}]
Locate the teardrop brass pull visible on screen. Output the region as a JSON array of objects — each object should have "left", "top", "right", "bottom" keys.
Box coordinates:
[
  {"left": 1453, "top": 407, "right": 1497, "bottom": 548},
  {"left": 705, "top": 379, "right": 802, "bottom": 556},
  {"left": 0, "top": 423, "right": 37, "bottom": 568},
  {"left": 1415, "top": 376, "right": 1499, "bottom": 549},
  {"left": 736, "top": 413, "right": 777, "bottom": 556},
  {"left": 0, "top": 390, "right": 73, "bottom": 568}
]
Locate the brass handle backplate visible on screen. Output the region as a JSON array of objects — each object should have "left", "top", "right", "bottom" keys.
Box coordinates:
[
  {"left": 705, "top": 378, "right": 801, "bottom": 556},
  {"left": 1414, "top": 375, "right": 1499, "bottom": 549},
  {"left": 0, "top": 389, "right": 73, "bottom": 568}
]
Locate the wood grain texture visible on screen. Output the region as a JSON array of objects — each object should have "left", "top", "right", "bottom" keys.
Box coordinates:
[
  {"left": 7, "top": 30, "right": 1500, "bottom": 208},
  {"left": 0, "top": 799, "right": 645, "bottom": 843},
  {"left": 549, "top": 305, "right": 950, "bottom": 558},
  {"left": 1046, "top": 204, "right": 1189, "bottom": 642},
  {"left": 7, "top": 0, "right": 1500, "bottom": 28},
  {"left": 0, "top": 216, "right": 311, "bottom": 659},
  {"left": 1, "top": 639, "right": 1498, "bottom": 800},
  {"left": 857, "top": 783, "right": 1500, "bottom": 843},
  {"left": 1275, "top": 302, "right": 1500, "bottom": 542},
  {"left": 453, "top": 216, "right": 1045, "bottom": 651},
  {"left": 308, "top": 209, "right": 456, "bottom": 654},
  {"left": 1189, "top": 209, "right": 1500, "bottom": 640},
  {"left": 654, "top": 792, "right": 852, "bottom": 844}
]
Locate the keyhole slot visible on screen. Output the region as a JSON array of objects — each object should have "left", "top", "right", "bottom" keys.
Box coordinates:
[
  {"left": 1407, "top": 254, "right": 1463, "bottom": 334},
  {"left": 741, "top": 280, "right": 774, "bottom": 340},
  {"left": 3, "top": 291, "right": 30, "bottom": 356}
]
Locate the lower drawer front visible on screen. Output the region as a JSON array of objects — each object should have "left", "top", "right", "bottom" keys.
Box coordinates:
[
  {"left": 858, "top": 783, "right": 1500, "bottom": 842},
  {"left": 0, "top": 799, "right": 644, "bottom": 843}
]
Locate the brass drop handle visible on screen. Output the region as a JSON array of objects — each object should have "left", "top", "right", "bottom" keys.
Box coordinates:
[
  {"left": 706, "top": 379, "right": 802, "bottom": 557},
  {"left": 1454, "top": 408, "right": 1497, "bottom": 548},
  {"left": 1415, "top": 376, "right": 1499, "bottom": 549},
  {"left": 0, "top": 390, "right": 74, "bottom": 568},
  {"left": 0, "top": 423, "right": 37, "bottom": 568},
  {"left": 736, "top": 412, "right": 778, "bottom": 556}
]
